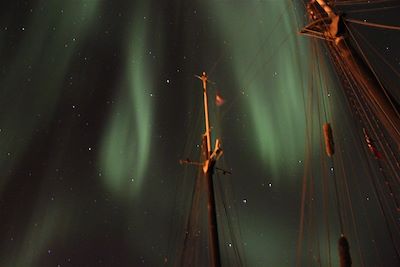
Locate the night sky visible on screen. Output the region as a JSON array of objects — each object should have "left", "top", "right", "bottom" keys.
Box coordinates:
[{"left": 1, "top": 1, "right": 400, "bottom": 266}]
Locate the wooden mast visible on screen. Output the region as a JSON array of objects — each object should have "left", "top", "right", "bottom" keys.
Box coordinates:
[
  {"left": 302, "top": 0, "right": 400, "bottom": 148},
  {"left": 198, "top": 71, "right": 223, "bottom": 267}
]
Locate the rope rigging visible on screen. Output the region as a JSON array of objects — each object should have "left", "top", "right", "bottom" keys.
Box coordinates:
[
  {"left": 345, "top": 18, "right": 400, "bottom": 31},
  {"left": 169, "top": 0, "right": 400, "bottom": 266},
  {"left": 297, "top": 1, "right": 400, "bottom": 266},
  {"left": 332, "top": 0, "right": 398, "bottom": 6}
]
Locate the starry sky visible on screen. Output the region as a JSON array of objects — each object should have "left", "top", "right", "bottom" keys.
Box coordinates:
[{"left": 0, "top": 0, "right": 400, "bottom": 266}]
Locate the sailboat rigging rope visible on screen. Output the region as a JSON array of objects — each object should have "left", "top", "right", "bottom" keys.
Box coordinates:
[
  {"left": 332, "top": 36, "right": 400, "bottom": 193},
  {"left": 350, "top": 25, "right": 400, "bottom": 81},
  {"left": 296, "top": 1, "right": 399, "bottom": 266},
  {"left": 296, "top": 43, "right": 316, "bottom": 267},
  {"left": 332, "top": 0, "right": 398, "bottom": 6},
  {"left": 344, "top": 21, "right": 400, "bottom": 137},
  {"left": 207, "top": 1, "right": 259, "bottom": 77},
  {"left": 331, "top": 56, "right": 380, "bottom": 265},
  {"left": 220, "top": 0, "right": 297, "bottom": 115},
  {"left": 344, "top": 4, "right": 400, "bottom": 14},
  {"left": 329, "top": 39, "right": 400, "bottom": 263},
  {"left": 216, "top": 173, "right": 245, "bottom": 267},
  {"left": 345, "top": 18, "right": 400, "bottom": 31},
  {"left": 315, "top": 54, "right": 333, "bottom": 267},
  {"left": 326, "top": 21, "right": 395, "bottom": 264},
  {"left": 316, "top": 47, "right": 346, "bottom": 236}
]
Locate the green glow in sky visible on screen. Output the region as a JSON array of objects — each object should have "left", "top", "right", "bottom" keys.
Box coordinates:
[
  {"left": 210, "top": 1, "right": 308, "bottom": 179},
  {"left": 0, "top": 1, "right": 100, "bottom": 193},
  {"left": 0, "top": 2, "right": 100, "bottom": 265},
  {"left": 99, "top": 5, "right": 153, "bottom": 198},
  {"left": 6, "top": 208, "right": 63, "bottom": 267}
]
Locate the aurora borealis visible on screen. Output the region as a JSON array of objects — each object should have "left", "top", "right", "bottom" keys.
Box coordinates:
[{"left": 1, "top": 1, "right": 400, "bottom": 266}]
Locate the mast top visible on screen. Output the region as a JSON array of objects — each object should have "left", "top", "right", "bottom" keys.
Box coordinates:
[{"left": 198, "top": 71, "right": 208, "bottom": 91}]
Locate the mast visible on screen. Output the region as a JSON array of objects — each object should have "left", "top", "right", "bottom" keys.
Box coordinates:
[
  {"left": 301, "top": 1, "right": 400, "bottom": 266},
  {"left": 302, "top": 0, "right": 400, "bottom": 148},
  {"left": 198, "top": 72, "right": 223, "bottom": 267},
  {"left": 200, "top": 72, "right": 212, "bottom": 156}
]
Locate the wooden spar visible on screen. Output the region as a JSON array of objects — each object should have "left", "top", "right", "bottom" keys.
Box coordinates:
[
  {"left": 199, "top": 72, "right": 222, "bottom": 267},
  {"left": 200, "top": 72, "right": 212, "bottom": 156}
]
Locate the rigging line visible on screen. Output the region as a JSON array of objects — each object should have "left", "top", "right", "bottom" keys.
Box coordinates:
[
  {"left": 309, "top": 41, "right": 322, "bottom": 267},
  {"left": 344, "top": 22, "right": 400, "bottom": 134},
  {"left": 315, "top": 45, "right": 327, "bottom": 121},
  {"left": 336, "top": 35, "right": 397, "bottom": 180},
  {"left": 296, "top": 39, "right": 317, "bottom": 267},
  {"left": 337, "top": 53, "right": 400, "bottom": 240},
  {"left": 345, "top": 25, "right": 400, "bottom": 177},
  {"left": 332, "top": 37, "right": 399, "bottom": 203},
  {"left": 332, "top": 43, "right": 400, "bottom": 185},
  {"left": 315, "top": 42, "right": 345, "bottom": 234},
  {"left": 214, "top": 177, "right": 231, "bottom": 267},
  {"left": 224, "top": 1, "right": 302, "bottom": 116},
  {"left": 247, "top": 33, "right": 292, "bottom": 90},
  {"left": 333, "top": 0, "right": 398, "bottom": 6},
  {"left": 332, "top": 142, "right": 345, "bottom": 235},
  {"left": 345, "top": 18, "right": 400, "bottom": 31},
  {"left": 336, "top": 141, "right": 366, "bottom": 266},
  {"left": 310, "top": 40, "right": 332, "bottom": 265},
  {"left": 208, "top": 0, "right": 292, "bottom": 77},
  {"left": 311, "top": 101, "right": 323, "bottom": 267},
  {"left": 216, "top": 175, "right": 244, "bottom": 267},
  {"left": 291, "top": 1, "right": 309, "bottom": 116},
  {"left": 240, "top": 5, "right": 289, "bottom": 84},
  {"left": 364, "top": 91, "right": 400, "bottom": 184},
  {"left": 377, "top": 159, "right": 400, "bottom": 211},
  {"left": 344, "top": 4, "right": 400, "bottom": 14},
  {"left": 354, "top": 99, "right": 400, "bottom": 200},
  {"left": 181, "top": 89, "right": 205, "bottom": 159},
  {"left": 179, "top": 165, "right": 207, "bottom": 266},
  {"left": 349, "top": 132, "right": 385, "bottom": 265},
  {"left": 349, "top": 84, "right": 400, "bottom": 209},
  {"left": 166, "top": 166, "right": 192, "bottom": 263},
  {"left": 307, "top": 103, "right": 318, "bottom": 266},
  {"left": 328, "top": 46, "right": 388, "bottom": 261},
  {"left": 311, "top": 42, "right": 324, "bottom": 267},
  {"left": 316, "top": 67, "right": 332, "bottom": 267},
  {"left": 288, "top": 0, "right": 304, "bottom": 30},
  {"left": 171, "top": 118, "right": 206, "bottom": 264},
  {"left": 218, "top": 156, "right": 248, "bottom": 267},
  {"left": 221, "top": 33, "right": 292, "bottom": 116},
  {"left": 335, "top": 110, "right": 379, "bottom": 267},
  {"left": 178, "top": 178, "right": 197, "bottom": 265},
  {"left": 361, "top": 137, "right": 400, "bottom": 262},
  {"left": 228, "top": 186, "right": 248, "bottom": 267},
  {"left": 295, "top": 14, "right": 318, "bottom": 265},
  {"left": 350, "top": 24, "right": 400, "bottom": 84},
  {"left": 356, "top": 86, "right": 400, "bottom": 202},
  {"left": 330, "top": 146, "right": 345, "bottom": 235},
  {"left": 342, "top": 89, "right": 395, "bottom": 265}
]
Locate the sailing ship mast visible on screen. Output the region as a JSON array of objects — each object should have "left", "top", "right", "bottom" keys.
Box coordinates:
[
  {"left": 199, "top": 71, "right": 223, "bottom": 267},
  {"left": 301, "top": 0, "right": 400, "bottom": 148},
  {"left": 181, "top": 72, "right": 223, "bottom": 266},
  {"left": 299, "top": 1, "right": 400, "bottom": 266}
]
